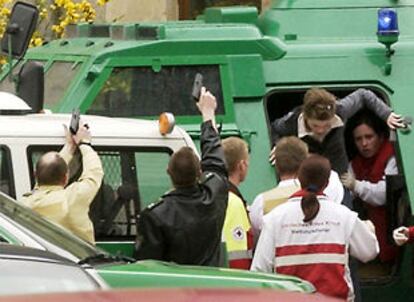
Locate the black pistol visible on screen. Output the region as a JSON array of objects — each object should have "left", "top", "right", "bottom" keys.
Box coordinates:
[
  {"left": 191, "top": 73, "right": 203, "bottom": 102},
  {"left": 69, "top": 108, "right": 80, "bottom": 135}
]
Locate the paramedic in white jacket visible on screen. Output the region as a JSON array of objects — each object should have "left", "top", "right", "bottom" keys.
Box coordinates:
[{"left": 251, "top": 154, "right": 379, "bottom": 302}]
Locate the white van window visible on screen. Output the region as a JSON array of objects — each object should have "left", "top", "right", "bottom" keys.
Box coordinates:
[
  {"left": 27, "top": 146, "right": 171, "bottom": 240},
  {"left": 0, "top": 146, "right": 14, "bottom": 198}
]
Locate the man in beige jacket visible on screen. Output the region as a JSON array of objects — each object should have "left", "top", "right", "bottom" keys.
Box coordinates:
[{"left": 22, "top": 122, "right": 104, "bottom": 244}]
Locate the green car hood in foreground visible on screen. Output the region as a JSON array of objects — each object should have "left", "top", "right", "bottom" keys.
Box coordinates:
[
  {"left": 0, "top": 192, "right": 314, "bottom": 293},
  {"left": 99, "top": 260, "right": 314, "bottom": 292}
]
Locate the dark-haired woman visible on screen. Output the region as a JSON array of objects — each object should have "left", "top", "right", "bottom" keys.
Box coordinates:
[
  {"left": 251, "top": 155, "right": 379, "bottom": 301},
  {"left": 341, "top": 110, "right": 398, "bottom": 263}
]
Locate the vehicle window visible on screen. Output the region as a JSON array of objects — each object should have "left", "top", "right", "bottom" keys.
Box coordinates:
[
  {"left": 265, "top": 87, "right": 405, "bottom": 283},
  {"left": 87, "top": 65, "right": 225, "bottom": 117},
  {"left": 136, "top": 152, "right": 171, "bottom": 205},
  {"left": 44, "top": 61, "right": 81, "bottom": 110},
  {"left": 265, "top": 87, "right": 392, "bottom": 159},
  {"left": 0, "top": 146, "right": 14, "bottom": 198},
  {"left": 0, "top": 227, "right": 17, "bottom": 244},
  {"left": 0, "top": 259, "right": 99, "bottom": 295},
  {"left": 28, "top": 146, "right": 171, "bottom": 241},
  {"left": 0, "top": 60, "right": 27, "bottom": 94}
]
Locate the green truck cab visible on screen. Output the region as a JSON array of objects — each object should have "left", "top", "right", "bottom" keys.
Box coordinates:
[{"left": 1, "top": 0, "right": 414, "bottom": 300}]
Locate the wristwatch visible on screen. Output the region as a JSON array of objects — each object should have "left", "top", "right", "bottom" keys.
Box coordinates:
[{"left": 79, "top": 141, "right": 92, "bottom": 146}]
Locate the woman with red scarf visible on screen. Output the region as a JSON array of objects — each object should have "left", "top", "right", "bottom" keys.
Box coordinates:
[{"left": 341, "top": 110, "right": 398, "bottom": 263}]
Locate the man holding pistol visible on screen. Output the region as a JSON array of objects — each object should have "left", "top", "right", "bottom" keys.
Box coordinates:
[
  {"left": 22, "top": 122, "right": 104, "bottom": 244},
  {"left": 135, "top": 87, "right": 228, "bottom": 266}
]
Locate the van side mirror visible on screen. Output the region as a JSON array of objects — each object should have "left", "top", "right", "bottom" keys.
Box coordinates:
[
  {"left": 1, "top": 2, "right": 39, "bottom": 58},
  {"left": 17, "top": 61, "right": 44, "bottom": 113}
]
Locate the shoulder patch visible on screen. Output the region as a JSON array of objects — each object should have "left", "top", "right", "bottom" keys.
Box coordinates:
[
  {"left": 22, "top": 189, "right": 38, "bottom": 197},
  {"left": 200, "top": 172, "right": 215, "bottom": 183},
  {"left": 232, "top": 226, "right": 245, "bottom": 241},
  {"left": 22, "top": 191, "right": 33, "bottom": 197},
  {"left": 146, "top": 198, "right": 164, "bottom": 210}
]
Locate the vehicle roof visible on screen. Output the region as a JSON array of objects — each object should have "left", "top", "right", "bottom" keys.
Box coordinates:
[
  {"left": 27, "top": 21, "right": 285, "bottom": 61},
  {"left": 272, "top": 0, "right": 414, "bottom": 9},
  {"left": 0, "top": 244, "right": 75, "bottom": 265},
  {"left": 0, "top": 288, "right": 342, "bottom": 302},
  {"left": 0, "top": 92, "right": 31, "bottom": 111},
  {"left": 0, "top": 113, "right": 187, "bottom": 139}
]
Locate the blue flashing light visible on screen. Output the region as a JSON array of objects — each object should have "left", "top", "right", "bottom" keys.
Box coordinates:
[{"left": 377, "top": 8, "right": 399, "bottom": 36}]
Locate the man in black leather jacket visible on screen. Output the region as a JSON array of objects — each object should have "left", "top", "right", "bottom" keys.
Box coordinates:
[{"left": 134, "top": 87, "right": 228, "bottom": 266}]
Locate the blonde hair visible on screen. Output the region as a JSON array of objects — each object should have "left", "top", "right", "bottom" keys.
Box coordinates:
[
  {"left": 222, "top": 137, "right": 248, "bottom": 175},
  {"left": 303, "top": 88, "right": 336, "bottom": 121}
]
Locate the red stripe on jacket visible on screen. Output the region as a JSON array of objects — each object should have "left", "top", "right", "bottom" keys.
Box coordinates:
[
  {"left": 229, "top": 259, "right": 251, "bottom": 270},
  {"left": 276, "top": 243, "right": 345, "bottom": 256},
  {"left": 277, "top": 263, "right": 348, "bottom": 299}
]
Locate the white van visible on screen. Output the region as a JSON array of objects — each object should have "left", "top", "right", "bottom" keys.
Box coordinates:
[{"left": 0, "top": 93, "right": 196, "bottom": 254}]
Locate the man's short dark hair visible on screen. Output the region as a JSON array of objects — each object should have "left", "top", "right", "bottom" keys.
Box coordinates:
[
  {"left": 167, "top": 147, "right": 201, "bottom": 188},
  {"left": 36, "top": 152, "right": 68, "bottom": 186}
]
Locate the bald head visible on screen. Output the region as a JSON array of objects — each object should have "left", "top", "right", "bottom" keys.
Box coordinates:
[{"left": 36, "top": 151, "right": 68, "bottom": 186}]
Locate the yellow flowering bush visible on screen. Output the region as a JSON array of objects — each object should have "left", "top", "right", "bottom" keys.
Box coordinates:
[
  {"left": 0, "top": 0, "right": 11, "bottom": 38},
  {"left": 0, "top": 0, "right": 111, "bottom": 46},
  {"left": 50, "top": 0, "right": 98, "bottom": 37}
]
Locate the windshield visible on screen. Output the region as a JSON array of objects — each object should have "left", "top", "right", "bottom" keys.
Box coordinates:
[
  {"left": 0, "top": 60, "right": 29, "bottom": 94},
  {"left": 0, "top": 192, "right": 100, "bottom": 259},
  {"left": 87, "top": 65, "right": 224, "bottom": 117},
  {"left": 0, "top": 60, "right": 80, "bottom": 110},
  {"left": 44, "top": 61, "right": 81, "bottom": 110}
]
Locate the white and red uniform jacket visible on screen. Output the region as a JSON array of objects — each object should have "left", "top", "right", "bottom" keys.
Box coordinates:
[{"left": 251, "top": 193, "right": 379, "bottom": 301}]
